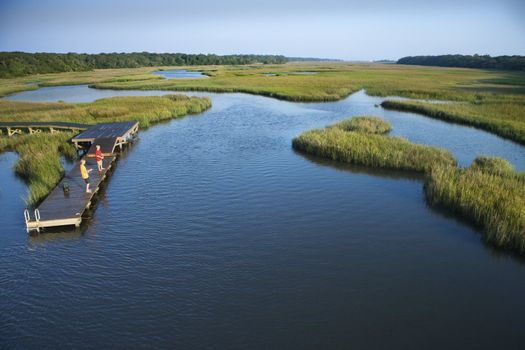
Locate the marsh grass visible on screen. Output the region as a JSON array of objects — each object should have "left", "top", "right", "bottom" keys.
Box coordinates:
[
  {"left": 1, "top": 133, "right": 76, "bottom": 205},
  {"left": 331, "top": 116, "right": 392, "bottom": 134},
  {"left": 470, "top": 156, "right": 517, "bottom": 177},
  {"left": 425, "top": 158, "right": 525, "bottom": 254},
  {"left": 0, "top": 94, "right": 212, "bottom": 127},
  {"left": 293, "top": 117, "right": 456, "bottom": 173}
]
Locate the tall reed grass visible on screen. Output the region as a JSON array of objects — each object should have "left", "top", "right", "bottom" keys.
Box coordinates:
[
  {"left": 331, "top": 116, "right": 392, "bottom": 134},
  {"left": 470, "top": 156, "right": 517, "bottom": 177},
  {"left": 1, "top": 133, "right": 76, "bottom": 204},
  {"left": 425, "top": 158, "right": 525, "bottom": 254},
  {"left": 0, "top": 94, "right": 211, "bottom": 127}
]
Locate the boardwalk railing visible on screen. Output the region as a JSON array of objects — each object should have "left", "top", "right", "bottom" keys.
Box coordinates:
[{"left": 0, "top": 122, "right": 89, "bottom": 136}]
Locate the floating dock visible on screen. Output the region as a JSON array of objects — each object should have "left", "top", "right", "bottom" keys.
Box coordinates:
[{"left": 24, "top": 121, "right": 139, "bottom": 232}]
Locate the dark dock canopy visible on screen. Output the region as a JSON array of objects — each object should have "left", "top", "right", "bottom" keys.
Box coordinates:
[
  {"left": 72, "top": 121, "right": 139, "bottom": 141},
  {"left": 72, "top": 121, "right": 139, "bottom": 150}
]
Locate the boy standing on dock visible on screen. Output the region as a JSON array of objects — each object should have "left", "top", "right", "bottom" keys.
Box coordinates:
[
  {"left": 95, "top": 144, "right": 104, "bottom": 171},
  {"left": 80, "top": 159, "right": 93, "bottom": 193}
]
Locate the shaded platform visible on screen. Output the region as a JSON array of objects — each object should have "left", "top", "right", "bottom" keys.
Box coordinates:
[
  {"left": 25, "top": 120, "right": 139, "bottom": 231},
  {"left": 72, "top": 121, "right": 139, "bottom": 150}
]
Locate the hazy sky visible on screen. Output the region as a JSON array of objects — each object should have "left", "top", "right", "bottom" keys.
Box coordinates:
[{"left": 0, "top": 0, "right": 523, "bottom": 60}]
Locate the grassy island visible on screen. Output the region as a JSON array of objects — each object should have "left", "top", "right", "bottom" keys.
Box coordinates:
[
  {"left": 293, "top": 116, "right": 456, "bottom": 173},
  {"left": 0, "top": 94, "right": 211, "bottom": 204},
  {"left": 294, "top": 116, "right": 525, "bottom": 254}
]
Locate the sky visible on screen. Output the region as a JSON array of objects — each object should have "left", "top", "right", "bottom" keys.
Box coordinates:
[{"left": 0, "top": 0, "right": 524, "bottom": 60}]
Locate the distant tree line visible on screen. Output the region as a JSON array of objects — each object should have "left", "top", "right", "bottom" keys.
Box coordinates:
[
  {"left": 397, "top": 55, "right": 525, "bottom": 71},
  {"left": 373, "top": 60, "right": 396, "bottom": 64},
  {"left": 286, "top": 57, "right": 341, "bottom": 62},
  {"left": 0, "top": 52, "right": 289, "bottom": 78}
]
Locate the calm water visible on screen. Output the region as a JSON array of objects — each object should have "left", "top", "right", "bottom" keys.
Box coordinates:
[
  {"left": 154, "top": 69, "right": 208, "bottom": 79},
  {"left": 1, "top": 87, "right": 525, "bottom": 349}
]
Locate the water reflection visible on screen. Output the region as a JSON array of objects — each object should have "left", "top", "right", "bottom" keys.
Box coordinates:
[
  {"left": 154, "top": 69, "right": 208, "bottom": 79},
  {"left": 295, "top": 150, "right": 424, "bottom": 181},
  {"left": 297, "top": 148, "right": 525, "bottom": 260},
  {"left": 28, "top": 227, "right": 84, "bottom": 243}
]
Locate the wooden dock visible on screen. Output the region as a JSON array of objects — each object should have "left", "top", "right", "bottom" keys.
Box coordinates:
[{"left": 24, "top": 121, "right": 139, "bottom": 232}]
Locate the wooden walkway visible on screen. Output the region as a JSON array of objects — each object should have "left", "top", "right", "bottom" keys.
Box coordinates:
[
  {"left": 24, "top": 121, "right": 139, "bottom": 232},
  {"left": 0, "top": 121, "right": 89, "bottom": 136}
]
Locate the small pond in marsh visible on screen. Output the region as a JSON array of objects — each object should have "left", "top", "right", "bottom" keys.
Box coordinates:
[{"left": 154, "top": 69, "right": 208, "bottom": 79}]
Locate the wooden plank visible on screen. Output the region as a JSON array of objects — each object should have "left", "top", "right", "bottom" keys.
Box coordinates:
[{"left": 27, "top": 218, "right": 81, "bottom": 229}]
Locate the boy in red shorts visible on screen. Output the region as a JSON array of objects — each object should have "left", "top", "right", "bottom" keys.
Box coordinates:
[{"left": 95, "top": 144, "right": 104, "bottom": 171}]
